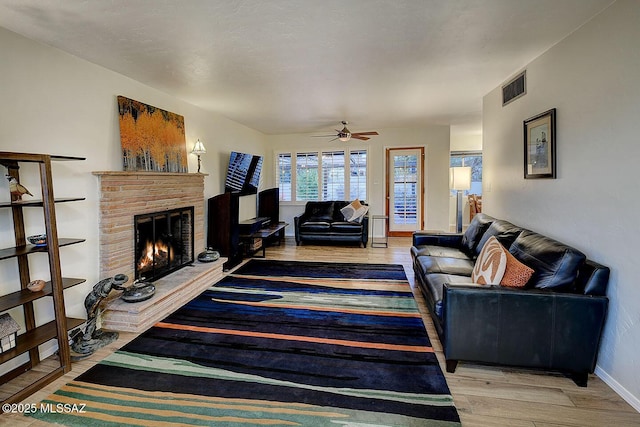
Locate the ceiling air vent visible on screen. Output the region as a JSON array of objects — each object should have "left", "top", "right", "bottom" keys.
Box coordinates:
[{"left": 502, "top": 71, "right": 526, "bottom": 106}]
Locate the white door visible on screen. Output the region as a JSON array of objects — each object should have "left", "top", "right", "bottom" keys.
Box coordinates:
[{"left": 387, "top": 148, "right": 424, "bottom": 235}]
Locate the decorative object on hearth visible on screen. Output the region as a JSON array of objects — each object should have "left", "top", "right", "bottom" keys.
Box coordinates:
[
  {"left": 313, "top": 121, "right": 379, "bottom": 142},
  {"left": 524, "top": 108, "right": 556, "bottom": 179},
  {"left": 0, "top": 313, "right": 20, "bottom": 353},
  {"left": 6, "top": 174, "right": 34, "bottom": 201},
  {"left": 27, "top": 279, "right": 46, "bottom": 292},
  {"left": 120, "top": 279, "right": 156, "bottom": 303},
  {"left": 70, "top": 274, "right": 129, "bottom": 357},
  {"left": 197, "top": 248, "right": 220, "bottom": 263},
  {"left": 191, "top": 139, "right": 206, "bottom": 173},
  {"left": 27, "top": 234, "right": 47, "bottom": 246},
  {"left": 117, "top": 95, "right": 188, "bottom": 173},
  {"left": 450, "top": 167, "right": 471, "bottom": 233}
]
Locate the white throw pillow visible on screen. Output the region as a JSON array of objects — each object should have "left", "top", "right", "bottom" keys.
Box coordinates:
[
  {"left": 351, "top": 205, "right": 369, "bottom": 223},
  {"left": 471, "top": 236, "right": 507, "bottom": 285},
  {"left": 340, "top": 199, "right": 363, "bottom": 221}
]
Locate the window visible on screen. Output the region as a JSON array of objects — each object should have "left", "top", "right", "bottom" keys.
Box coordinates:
[
  {"left": 450, "top": 151, "right": 482, "bottom": 195},
  {"left": 276, "top": 149, "right": 367, "bottom": 202},
  {"left": 277, "top": 153, "right": 292, "bottom": 201},
  {"left": 349, "top": 150, "right": 367, "bottom": 201},
  {"left": 321, "top": 151, "right": 345, "bottom": 200},
  {"left": 296, "top": 152, "right": 319, "bottom": 201}
]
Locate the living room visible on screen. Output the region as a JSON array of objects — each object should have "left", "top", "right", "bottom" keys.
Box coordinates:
[{"left": 1, "top": 0, "right": 639, "bottom": 425}]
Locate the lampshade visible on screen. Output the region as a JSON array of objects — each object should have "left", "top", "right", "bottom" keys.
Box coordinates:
[
  {"left": 191, "top": 139, "right": 206, "bottom": 155},
  {"left": 450, "top": 167, "right": 471, "bottom": 191}
]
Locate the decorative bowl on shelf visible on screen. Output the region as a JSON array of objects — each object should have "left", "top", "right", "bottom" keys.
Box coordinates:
[
  {"left": 27, "top": 234, "right": 47, "bottom": 246},
  {"left": 27, "top": 279, "right": 46, "bottom": 292}
]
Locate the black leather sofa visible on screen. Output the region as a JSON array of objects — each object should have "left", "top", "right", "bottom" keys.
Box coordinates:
[
  {"left": 294, "top": 201, "right": 368, "bottom": 247},
  {"left": 411, "top": 213, "right": 609, "bottom": 386}
]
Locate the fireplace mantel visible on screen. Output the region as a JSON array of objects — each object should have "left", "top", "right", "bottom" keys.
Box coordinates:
[
  {"left": 93, "top": 171, "right": 206, "bottom": 281},
  {"left": 93, "top": 171, "right": 208, "bottom": 177}
]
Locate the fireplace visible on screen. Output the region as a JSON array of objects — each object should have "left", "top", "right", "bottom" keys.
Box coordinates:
[{"left": 134, "top": 206, "right": 194, "bottom": 282}]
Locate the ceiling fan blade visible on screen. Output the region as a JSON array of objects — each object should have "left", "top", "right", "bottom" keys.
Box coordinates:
[
  {"left": 312, "top": 134, "right": 338, "bottom": 137},
  {"left": 351, "top": 131, "right": 379, "bottom": 136},
  {"left": 351, "top": 135, "right": 371, "bottom": 141}
]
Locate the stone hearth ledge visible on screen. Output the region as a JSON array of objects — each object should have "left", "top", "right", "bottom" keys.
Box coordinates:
[{"left": 101, "top": 257, "right": 226, "bottom": 333}]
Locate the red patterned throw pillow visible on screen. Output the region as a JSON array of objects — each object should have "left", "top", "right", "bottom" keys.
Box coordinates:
[
  {"left": 471, "top": 236, "right": 507, "bottom": 285},
  {"left": 500, "top": 250, "right": 535, "bottom": 288}
]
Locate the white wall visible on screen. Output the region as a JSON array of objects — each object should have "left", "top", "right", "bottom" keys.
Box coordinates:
[
  {"left": 266, "top": 126, "right": 451, "bottom": 236},
  {"left": 0, "top": 26, "right": 267, "bottom": 368},
  {"left": 450, "top": 133, "right": 482, "bottom": 152},
  {"left": 483, "top": 0, "right": 640, "bottom": 409}
]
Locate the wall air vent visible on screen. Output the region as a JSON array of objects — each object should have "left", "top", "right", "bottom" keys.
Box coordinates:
[{"left": 502, "top": 70, "right": 526, "bottom": 106}]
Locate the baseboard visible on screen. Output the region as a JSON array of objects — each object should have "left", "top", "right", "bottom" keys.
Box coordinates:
[{"left": 595, "top": 365, "right": 640, "bottom": 412}]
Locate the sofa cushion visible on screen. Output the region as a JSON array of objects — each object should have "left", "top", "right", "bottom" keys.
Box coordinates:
[
  {"left": 411, "top": 245, "right": 471, "bottom": 260},
  {"left": 500, "top": 249, "right": 535, "bottom": 288},
  {"left": 415, "top": 255, "right": 475, "bottom": 276},
  {"left": 460, "top": 213, "right": 495, "bottom": 257},
  {"left": 330, "top": 221, "right": 363, "bottom": 233},
  {"left": 423, "top": 274, "right": 475, "bottom": 320},
  {"left": 472, "top": 236, "right": 507, "bottom": 285},
  {"left": 509, "top": 230, "right": 586, "bottom": 290},
  {"left": 299, "top": 221, "right": 331, "bottom": 233},
  {"left": 305, "top": 201, "right": 335, "bottom": 221},
  {"left": 476, "top": 220, "right": 523, "bottom": 256}
]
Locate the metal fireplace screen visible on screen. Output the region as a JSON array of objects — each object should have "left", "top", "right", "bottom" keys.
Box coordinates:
[{"left": 134, "top": 206, "right": 194, "bottom": 282}]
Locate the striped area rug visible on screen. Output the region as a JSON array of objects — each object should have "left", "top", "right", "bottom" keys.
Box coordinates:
[{"left": 30, "top": 260, "right": 460, "bottom": 426}]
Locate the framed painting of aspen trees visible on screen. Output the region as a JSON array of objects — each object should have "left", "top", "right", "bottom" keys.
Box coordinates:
[{"left": 117, "top": 96, "right": 188, "bottom": 172}]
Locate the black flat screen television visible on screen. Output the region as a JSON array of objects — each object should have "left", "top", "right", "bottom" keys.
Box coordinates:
[{"left": 224, "top": 151, "right": 263, "bottom": 195}]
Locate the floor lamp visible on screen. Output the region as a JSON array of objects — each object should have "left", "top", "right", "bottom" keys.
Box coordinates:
[{"left": 450, "top": 167, "right": 471, "bottom": 233}]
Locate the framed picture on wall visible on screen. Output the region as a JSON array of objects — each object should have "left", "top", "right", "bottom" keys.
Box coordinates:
[{"left": 524, "top": 108, "right": 556, "bottom": 179}]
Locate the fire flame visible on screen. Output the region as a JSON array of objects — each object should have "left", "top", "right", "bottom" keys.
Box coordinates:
[{"left": 137, "top": 239, "right": 174, "bottom": 271}]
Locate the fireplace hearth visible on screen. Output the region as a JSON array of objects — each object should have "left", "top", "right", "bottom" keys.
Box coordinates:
[{"left": 134, "top": 206, "right": 194, "bottom": 282}]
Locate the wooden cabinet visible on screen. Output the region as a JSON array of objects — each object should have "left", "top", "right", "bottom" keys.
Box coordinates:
[{"left": 0, "top": 152, "right": 86, "bottom": 406}]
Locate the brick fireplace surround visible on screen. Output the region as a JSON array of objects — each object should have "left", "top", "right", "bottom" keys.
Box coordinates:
[{"left": 92, "top": 171, "right": 225, "bottom": 332}]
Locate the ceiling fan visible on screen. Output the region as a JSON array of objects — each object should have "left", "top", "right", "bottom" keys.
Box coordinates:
[{"left": 313, "top": 121, "right": 379, "bottom": 142}]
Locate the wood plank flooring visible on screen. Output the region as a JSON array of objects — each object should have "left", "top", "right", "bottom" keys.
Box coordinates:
[{"left": 5, "top": 237, "right": 639, "bottom": 426}]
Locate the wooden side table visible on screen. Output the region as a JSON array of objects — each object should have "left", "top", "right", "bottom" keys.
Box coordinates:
[
  {"left": 371, "top": 215, "right": 389, "bottom": 248},
  {"left": 240, "top": 222, "right": 288, "bottom": 257}
]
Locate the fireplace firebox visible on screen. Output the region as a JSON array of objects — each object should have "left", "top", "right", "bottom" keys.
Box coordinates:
[{"left": 134, "top": 207, "right": 194, "bottom": 282}]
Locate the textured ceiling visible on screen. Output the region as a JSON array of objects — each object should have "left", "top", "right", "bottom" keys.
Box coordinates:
[{"left": 0, "top": 0, "right": 613, "bottom": 135}]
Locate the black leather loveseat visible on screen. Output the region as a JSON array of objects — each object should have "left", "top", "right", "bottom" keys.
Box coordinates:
[
  {"left": 411, "top": 213, "right": 609, "bottom": 386},
  {"left": 294, "top": 201, "right": 368, "bottom": 247}
]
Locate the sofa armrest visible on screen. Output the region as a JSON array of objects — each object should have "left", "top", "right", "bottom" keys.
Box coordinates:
[
  {"left": 412, "top": 231, "right": 463, "bottom": 248},
  {"left": 361, "top": 214, "right": 369, "bottom": 246},
  {"left": 442, "top": 284, "right": 608, "bottom": 375},
  {"left": 294, "top": 212, "right": 310, "bottom": 244}
]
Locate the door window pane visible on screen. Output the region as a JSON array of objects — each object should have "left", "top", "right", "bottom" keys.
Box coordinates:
[{"left": 393, "top": 155, "right": 418, "bottom": 225}]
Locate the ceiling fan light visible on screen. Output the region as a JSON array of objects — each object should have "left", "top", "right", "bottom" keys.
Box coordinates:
[{"left": 339, "top": 133, "right": 351, "bottom": 142}]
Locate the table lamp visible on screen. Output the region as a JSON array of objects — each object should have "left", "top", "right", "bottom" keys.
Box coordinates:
[{"left": 191, "top": 139, "right": 206, "bottom": 173}]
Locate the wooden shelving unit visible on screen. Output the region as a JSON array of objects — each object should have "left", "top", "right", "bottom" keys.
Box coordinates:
[{"left": 0, "top": 152, "right": 86, "bottom": 407}]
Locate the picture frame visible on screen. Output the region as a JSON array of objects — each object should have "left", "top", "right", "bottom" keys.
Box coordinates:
[
  {"left": 524, "top": 108, "right": 556, "bottom": 179},
  {"left": 117, "top": 95, "right": 188, "bottom": 173}
]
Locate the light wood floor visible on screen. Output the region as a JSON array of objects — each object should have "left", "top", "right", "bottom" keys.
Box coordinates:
[{"left": 5, "top": 237, "right": 640, "bottom": 426}]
